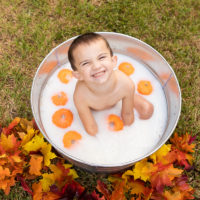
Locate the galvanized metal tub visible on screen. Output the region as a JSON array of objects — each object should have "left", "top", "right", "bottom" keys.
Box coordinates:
[{"left": 31, "top": 32, "right": 181, "bottom": 173}]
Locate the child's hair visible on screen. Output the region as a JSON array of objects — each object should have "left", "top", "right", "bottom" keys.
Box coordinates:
[{"left": 68, "top": 32, "right": 113, "bottom": 71}]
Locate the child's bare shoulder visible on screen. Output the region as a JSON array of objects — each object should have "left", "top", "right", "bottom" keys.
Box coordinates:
[
  {"left": 115, "top": 70, "right": 135, "bottom": 90},
  {"left": 73, "top": 81, "right": 89, "bottom": 104}
]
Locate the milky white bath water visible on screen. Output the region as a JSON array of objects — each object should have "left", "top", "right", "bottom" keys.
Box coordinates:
[{"left": 40, "top": 53, "right": 167, "bottom": 165}]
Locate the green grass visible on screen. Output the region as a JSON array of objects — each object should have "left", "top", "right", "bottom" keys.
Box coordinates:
[{"left": 0, "top": 0, "right": 199, "bottom": 199}]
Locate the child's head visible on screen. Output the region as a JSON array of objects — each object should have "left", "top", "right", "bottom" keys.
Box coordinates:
[{"left": 68, "top": 32, "right": 113, "bottom": 71}]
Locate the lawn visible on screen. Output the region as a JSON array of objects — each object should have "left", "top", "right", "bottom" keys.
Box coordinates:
[{"left": 0, "top": 0, "right": 199, "bottom": 199}]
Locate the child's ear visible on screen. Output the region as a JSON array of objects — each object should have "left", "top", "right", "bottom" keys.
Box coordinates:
[
  {"left": 112, "top": 55, "right": 117, "bottom": 67},
  {"left": 72, "top": 71, "right": 83, "bottom": 80}
]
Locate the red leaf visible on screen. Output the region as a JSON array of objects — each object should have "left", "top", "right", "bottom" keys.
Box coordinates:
[
  {"left": 96, "top": 180, "right": 110, "bottom": 200},
  {"left": 3, "top": 117, "right": 20, "bottom": 135},
  {"left": 17, "top": 176, "right": 33, "bottom": 196}
]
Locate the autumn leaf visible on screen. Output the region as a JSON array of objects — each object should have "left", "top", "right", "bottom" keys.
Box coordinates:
[
  {"left": 32, "top": 182, "right": 43, "bottom": 200},
  {"left": 40, "top": 173, "right": 55, "bottom": 192},
  {"left": 29, "top": 154, "right": 43, "bottom": 176},
  {"left": 20, "top": 128, "right": 36, "bottom": 146},
  {"left": 110, "top": 180, "right": 126, "bottom": 200},
  {"left": 32, "top": 181, "right": 61, "bottom": 200},
  {"left": 0, "top": 166, "right": 10, "bottom": 180},
  {"left": 170, "top": 132, "right": 195, "bottom": 153},
  {"left": 96, "top": 180, "right": 110, "bottom": 200},
  {"left": 17, "top": 175, "right": 33, "bottom": 196},
  {"left": 20, "top": 118, "right": 34, "bottom": 132},
  {"left": 22, "top": 134, "right": 45, "bottom": 154},
  {"left": 122, "top": 169, "right": 134, "bottom": 182},
  {"left": 128, "top": 179, "right": 152, "bottom": 200},
  {"left": 150, "top": 163, "right": 183, "bottom": 192},
  {"left": 2, "top": 117, "right": 20, "bottom": 135},
  {"left": 0, "top": 176, "right": 15, "bottom": 195},
  {"left": 40, "top": 142, "right": 57, "bottom": 166},
  {"left": 150, "top": 144, "right": 171, "bottom": 164},
  {"left": 64, "top": 163, "right": 78, "bottom": 179},
  {"left": 0, "top": 133, "right": 20, "bottom": 152},
  {"left": 132, "top": 158, "right": 156, "bottom": 182}
]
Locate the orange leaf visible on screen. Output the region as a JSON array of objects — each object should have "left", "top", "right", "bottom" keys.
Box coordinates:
[
  {"left": 0, "top": 176, "right": 15, "bottom": 195},
  {"left": 0, "top": 166, "right": 10, "bottom": 180},
  {"left": 32, "top": 181, "right": 61, "bottom": 200},
  {"left": 170, "top": 132, "right": 195, "bottom": 153},
  {"left": 29, "top": 154, "right": 43, "bottom": 176},
  {"left": 32, "top": 182, "right": 43, "bottom": 200},
  {"left": 0, "top": 133, "right": 20, "bottom": 152},
  {"left": 151, "top": 163, "right": 183, "bottom": 192},
  {"left": 128, "top": 180, "right": 152, "bottom": 200},
  {"left": 110, "top": 180, "right": 126, "bottom": 200}
]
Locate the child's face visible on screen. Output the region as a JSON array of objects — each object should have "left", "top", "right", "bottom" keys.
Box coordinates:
[{"left": 72, "top": 39, "right": 117, "bottom": 84}]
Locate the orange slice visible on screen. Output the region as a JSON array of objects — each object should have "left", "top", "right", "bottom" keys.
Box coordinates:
[
  {"left": 107, "top": 114, "right": 124, "bottom": 131},
  {"left": 63, "top": 131, "right": 82, "bottom": 148},
  {"left": 137, "top": 80, "right": 153, "bottom": 95},
  {"left": 51, "top": 91, "right": 68, "bottom": 106},
  {"left": 118, "top": 62, "right": 135, "bottom": 76},
  {"left": 57, "top": 69, "right": 72, "bottom": 84},
  {"left": 52, "top": 108, "right": 73, "bottom": 128}
]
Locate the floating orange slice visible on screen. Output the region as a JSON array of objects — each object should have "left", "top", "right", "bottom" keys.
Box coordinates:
[
  {"left": 107, "top": 114, "right": 124, "bottom": 131},
  {"left": 137, "top": 80, "right": 153, "bottom": 95},
  {"left": 118, "top": 62, "right": 135, "bottom": 76},
  {"left": 57, "top": 69, "right": 72, "bottom": 84},
  {"left": 51, "top": 91, "right": 68, "bottom": 106},
  {"left": 63, "top": 131, "right": 82, "bottom": 148},
  {"left": 52, "top": 108, "right": 73, "bottom": 128}
]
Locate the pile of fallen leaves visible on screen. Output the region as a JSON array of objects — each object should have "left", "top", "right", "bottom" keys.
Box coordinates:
[{"left": 0, "top": 117, "right": 196, "bottom": 200}]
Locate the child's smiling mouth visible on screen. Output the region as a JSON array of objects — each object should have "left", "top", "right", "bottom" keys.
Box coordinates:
[{"left": 91, "top": 70, "right": 106, "bottom": 78}]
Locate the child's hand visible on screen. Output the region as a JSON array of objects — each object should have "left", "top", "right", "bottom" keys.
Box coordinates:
[
  {"left": 121, "top": 112, "right": 134, "bottom": 126},
  {"left": 85, "top": 123, "right": 98, "bottom": 136}
]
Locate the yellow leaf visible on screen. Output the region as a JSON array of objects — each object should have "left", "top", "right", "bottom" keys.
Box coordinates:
[
  {"left": 63, "top": 163, "right": 72, "bottom": 168},
  {"left": 21, "top": 128, "right": 36, "bottom": 146},
  {"left": 20, "top": 118, "right": 34, "bottom": 132},
  {"left": 40, "top": 173, "right": 55, "bottom": 192},
  {"left": 22, "top": 134, "right": 44, "bottom": 154},
  {"left": 40, "top": 143, "right": 57, "bottom": 166},
  {"left": 122, "top": 170, "right": 134, "bottom": 182},
  {"left": 150, "top": 144, "right": 171, "bottom": 164},
  {"left": 29, "top": 154, "right": 43, "bottom": 176},
  {"left": 63, "top": 164, "right": 78, "bottom": 179},
  {"left": 68, "top": 169, "right": 79, "bottom": 179},
  {"left": 133, "top": 158, "right": 156, "bottom": 182}
]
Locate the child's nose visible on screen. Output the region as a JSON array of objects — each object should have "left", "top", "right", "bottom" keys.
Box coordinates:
[{"left": 92, "top": 61, "right": 101, "bottom": 70}]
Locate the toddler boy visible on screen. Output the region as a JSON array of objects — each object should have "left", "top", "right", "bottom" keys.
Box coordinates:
[{"left": 68, "top": 32, "right": 153, "bottom": 136}]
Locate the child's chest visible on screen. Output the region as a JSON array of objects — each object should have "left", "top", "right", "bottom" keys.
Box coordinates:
[{"left": 87, "top": 88, "right": 125, "bottom": 110}]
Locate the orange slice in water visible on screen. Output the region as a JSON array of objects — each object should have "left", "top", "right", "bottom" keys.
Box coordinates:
[
  {"left": 51, "top": 91, "right": 68, "bottom": 106},
  {"left": 52, "top": 108, "right": 73, "bottom": 128},
  {"left": 58, "top": 69, "right": 72, "bottom": 84},
  {"left": 63, "top": 131, "right": 82, "bottom": 148},
  {"left": 118, "top": 62, "right": 135, "bottom": 76},
  {"left": 108, "top": 114, "right": 124, "bottom": 131},
  {"left": 137, "top": 80, "right": 153, "bottom": 95}
]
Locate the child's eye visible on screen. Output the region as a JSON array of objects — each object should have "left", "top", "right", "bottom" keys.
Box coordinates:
[
  {"left": 99, "top": 56, "right": 106, "bottom": 60},
  {"left": 82, "top": 62, "right": 89, "bottom": 66}
]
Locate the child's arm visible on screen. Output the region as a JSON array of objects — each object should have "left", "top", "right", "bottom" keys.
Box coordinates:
[
  {"left": 74, "top": 96, "right": 98, "bottom": 136},
  {"left": 121, "top": 83, "right": 134, "bottom": 125}
]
